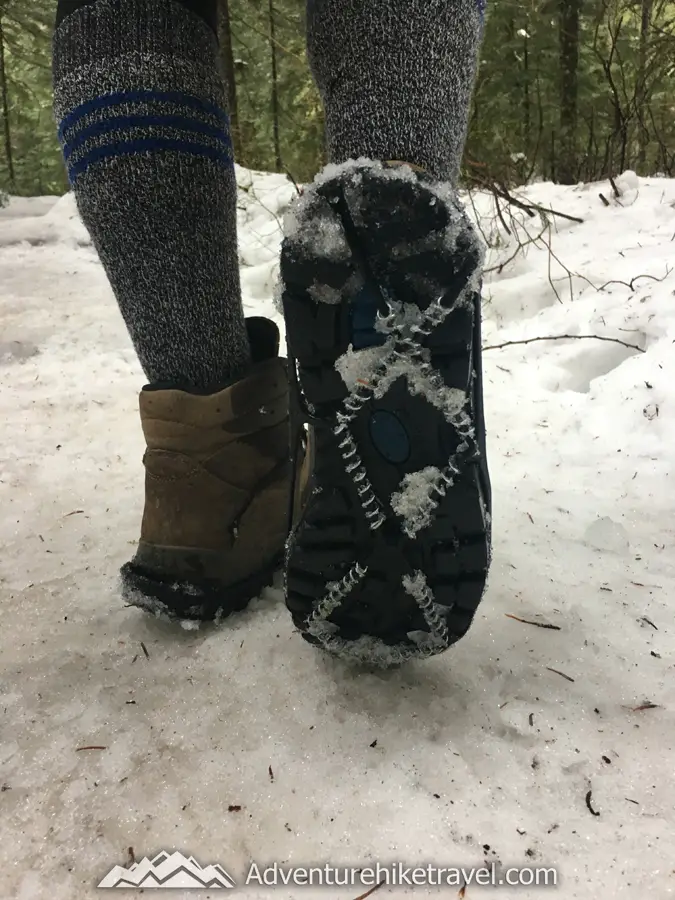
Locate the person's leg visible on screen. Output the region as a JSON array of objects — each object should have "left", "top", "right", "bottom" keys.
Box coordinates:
[
  {"left": 307, "top": 0, "right": 485, "bottom": 184},
  {"left": 52, "top": 0, "right": 294, "bottom": 620},
  {"left": 280, "top": 0, "right": 490, "bottom": 665},
  {"left": 53, "top": 0, "right": 248, "bottom": 389}
]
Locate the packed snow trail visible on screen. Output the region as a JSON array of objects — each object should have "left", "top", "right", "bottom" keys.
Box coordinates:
[{"left": 0, "top": 169, "right": 674, "bottom": 899}]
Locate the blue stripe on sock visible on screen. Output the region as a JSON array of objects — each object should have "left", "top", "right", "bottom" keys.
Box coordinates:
[
  {"left": 58, "top": 90, "right": 229, "bottom": 143},
  {"left": 67, "top": 137, "right": 233, "bottom": 182},
  {"left": 63, "top": 114, "right": 232, "bottom": 161}
]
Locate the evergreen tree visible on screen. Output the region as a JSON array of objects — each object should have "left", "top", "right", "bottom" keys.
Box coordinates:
[
  {"left": 0, "top": 0, "right": 67, "bottom": 194},
  {"left": 0, "top": 0, "right": 672, "bottom": 196}
]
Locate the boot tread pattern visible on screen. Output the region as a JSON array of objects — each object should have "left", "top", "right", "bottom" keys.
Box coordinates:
[{"left": 282, "top": 163, "right": 492, "bottom": 665}]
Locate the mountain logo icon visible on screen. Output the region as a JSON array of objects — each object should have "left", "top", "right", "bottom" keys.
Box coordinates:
[{"left": 98, "top": 851, "right": 236, "bottom": 890}]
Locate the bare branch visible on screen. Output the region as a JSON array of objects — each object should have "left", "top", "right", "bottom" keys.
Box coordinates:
[
  {"left": 466, "top": 167, "right": 584, "bottom": 224},
  {"left": 598, "top": 267, "right": 672, "bottom": 291},
  {"left": 484, "top": 334, "right": 645, "bottom": 353}
]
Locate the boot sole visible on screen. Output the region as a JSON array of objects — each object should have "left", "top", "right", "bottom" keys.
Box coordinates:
[
  {"left": 281, "top": 163, "right": 491, "bottom": 666},
  {"left": 120, "top": 555, "right": 281, "bottom": 623}
]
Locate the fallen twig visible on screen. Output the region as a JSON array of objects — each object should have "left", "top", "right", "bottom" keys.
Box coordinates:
[
  {"left": 284, "top": 169, "right": 301, "bottom": 196},
  {"left": 537, "top": 221, "right": 568, "bottom": 303},
  {"left": 496, "top": 212, "right": 595, "bottom": 301},
  {"left": 466, "top": 188, "right": 494, "bottom": 249},
  {"left": 506, "top": 614, "right": 561, "bottom": 631},
  {"left": 243, "top": 182, "right": 284, "bottom": 232},
  {"left": 598, "top": 267, "right": 671, "bottom": 292},
  {"left": 468, "top": 171, "right": 584, "bottom": 223},
  {"left": 585, "top": 789, "right": 600, "bottom": 817},
  {"left": 483, "top": 220, "right": 548, "bottom": 275},
  {"left": 494, "top": 194, "right": 512, "bottom": 237},
  {"left": 76, "top": 745, "right": 107, "bottom": 752},
  {"left": 140, "top": 642, "right": 150, "bottom": 660},
  {"left": 353, "top": 882, "right": 386, "bottom": 900},
  {"left": 484, "top": 334, "right": 645, "bottom": 353},
  {"left": 546, "top": 667, "right": 575, "bottom": 683},
  {"left": 630, "top": 702, "right": 660, "bottom": 712}
]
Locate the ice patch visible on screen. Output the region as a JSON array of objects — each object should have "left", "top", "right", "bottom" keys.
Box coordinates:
[
  {"left": 283, "top": 192, "right": 350, "bottom": 260},
  {"left": 335, "top": 344, "right": 391, "bottom": 391},
  {"left": 584, "top": 516, "right": 631, "bottom": 554},
  {"left": 310, "top": 157, "right": 421, "bottom": 189},
  {"left": 373, "top": 353, "right": 466, "bottom": 421},
  {"left": 272, "top": 277, "right": 284, "bottom": 315},
  {"left": 303, "top": 214, "right": 350, "bottom": 260},
  {"left": 0, "top": 340, "right": 39, "bottom": 364},
  {"left": 391, "top": 467, "right": 452, "bottom": 537},
  {"left": 122, "top": 579, "right": 221, "bottom": 623},
  {"left": 307, "top": 281, "right": 343, "bottom": 304},
  {"left": 310, "top": 624, "right": 445, "bottom": 667}
]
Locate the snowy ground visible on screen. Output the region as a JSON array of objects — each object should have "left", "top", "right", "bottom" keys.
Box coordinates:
[{"left": 1, "top": 168, "right": 674, "bottom": 900}]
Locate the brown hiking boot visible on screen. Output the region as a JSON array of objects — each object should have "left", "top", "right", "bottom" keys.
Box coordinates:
[{"left": 121, "top": 317, "right": 293, "bottom": 621}]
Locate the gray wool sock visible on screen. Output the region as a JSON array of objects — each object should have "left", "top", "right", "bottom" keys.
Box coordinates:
[
  {"left": 307, "top": 0, "right": 485, "bottom": 183},
  {"left": 53, "top": 0, "right": 251, "bottom": 391}
]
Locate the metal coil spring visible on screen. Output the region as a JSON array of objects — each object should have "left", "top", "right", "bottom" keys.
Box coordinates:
[
  {"left": 308, "top": 562, "right": 369, "bottom": 628},
  {"left": 334, "top": 428, "right": 386, "bottom": 530},
  {"left": 403, "top": 572, "right": 450, "bottom": 647}
]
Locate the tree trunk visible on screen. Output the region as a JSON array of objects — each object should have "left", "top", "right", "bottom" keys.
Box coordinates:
[
  {"left": 558, "top": 0, "right": 581, "bottom": 184},
  {"left": 218, "top": 0, "right": 241, "bottom": 161},
  {"left": 522, "top": 30, "right": 531, "bottom": 158},
  {"left": 268, "top": 0, "right": 282, "bottom": 171},
  {"left": 0, "top": 13, "right": 15, "bottom": 187},
  {"left": 636, "top": 0, "right": 653, "bottom": 171},
  {"left": 504, "top": 15, "right": 518, "bottom": 152}
]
